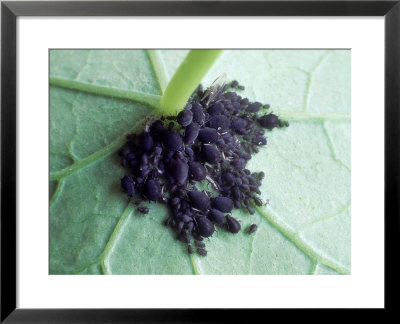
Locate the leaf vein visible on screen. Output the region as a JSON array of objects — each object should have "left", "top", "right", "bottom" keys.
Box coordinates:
[
  {"left": 49, "top": 178, "right": 65, "bottom": 206},
  {"left": 111, "top": 60, "right": 137, "bottom": 88},
  {"left": 70, "top": 259, "right": 101, "bottom": 275},
  {"left": 73, "top": 50, "right": 92, "bottom": 81},
  {"left": 100, "top": 203, "right": 135, "bottom": 275},
  {"left": 322, "top": 122, "right": 351, "bottom": 172},
  {"left": 50, "top": 77, "right": 161, "bottom": 109},
  {"left": 189, "top": 255, "right": 200, "bottom": 275},
  {"left": 146, "top": 50, "right": 169, "bottom": 93},
  {"left": 309, "top": 262, "right": 317, "bottom": 275},
  {"left": 303, "top": 50, "right": 332, "bottom": 111},
  {"left": 297, "top": 203, "right": 351, "bottom": 234},
  {"left": 277, "top": 110, "right": 350, "bottom": 122}
]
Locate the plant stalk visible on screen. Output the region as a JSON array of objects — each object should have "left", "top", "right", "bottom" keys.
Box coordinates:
[{"left": 160, "top": 50, "right": 223, "bottom": 115}]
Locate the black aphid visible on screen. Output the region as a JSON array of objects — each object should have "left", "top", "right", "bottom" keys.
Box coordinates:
[
  {"left": 177, "top": 109, "right": 193, "bottom": 127},
  {"left": 176, "top": 221, "right": 185, "bottom": 233},
  {"left": 195, "top": 240, "right": 206, "bottom": 248},
  {"left": 191, "top": 102, "right": 205, "bottom": 125},
  {"left": 187, "top": 191, "right": 210, "bottom": 212},
  {"left": 118, "top": 77, "right": 288, "bottom": 256},
  {"left": 201, "top": 144, "right": 220, "bottom": 164},
  {"left": 225, "top": 215, "right": 241, "bottom": 234},
  {"left": 197, "top": 248, "right": 207, "bottom": 256},
  {"left": 192, "top": 232, "right": 203, "bottom": 241},
  {"left": 246, "top": 205, "right": 255, "bottom": 215},
  {"left": 163, "top": 130, "right": 183, "bottom": 151},
  {"left": 246, "top": 102, "right": 261, "bottom": 113},
  {"left": 209, "top": 208, "right": 226, "bottom": 226},
  {"left": 168, "top": 158, "right": 189, "bottom": 185},
  {"left": 139, "top": 132, "right": 154, "bottom": 151},
  {"left": 188, "top": 161, "right": 207, "bottom": 181},
  {"left": 164, "top": 217, "right": 172, "bottom": 226},
  {"left": 212, "top": 197, "right": 234, "bottom": 213},
  {"left": 207, "top": 115, "right": 230, "bottom": 132},
  {"left": 231, "top": 80, "right": 239, "bottom": 88},
  {"left": 196, "top": 216, "right": 215, "bottom": 237},
  {"left": 248, "top": 224, "right": 258, "bottom": 234},
  {"left": 230, "top": 117, "right": 247, "bottom": 133},
  {"left": 222, "top": 172, "right": 235, "bottom": 186},
  {"left": 169, "top": 197, "right": 180, "bottom": 206},
  {"left": 121, "top": 175, "right": 135, "bottom": 197},
  {"left": 258, "top": 113, "right": 281, "bottom": 130},
  {"left": 137, "top": 206, "right": 149, "bottom": 214},
  {"left": 253, "top": 197, "right": 263, "bottom": 206},
  {"left": 184, "top": 122, "right": 200, "bottom": 145},
  {"left": 208, "top": 102, "right": 224, "bottom": 115},
  {"left": 143, "top": 179, "right": 161, "bottom": 201},
  {"left": 252, "top": 136, "right": 267, "bottom": 146},
  {"left": 197, "top": 127, "right": 219, "bottom": 143}
]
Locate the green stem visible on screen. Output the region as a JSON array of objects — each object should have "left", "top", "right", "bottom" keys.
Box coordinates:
[{"left": 160, "top": 49, "right": 223, "bottom": 115}]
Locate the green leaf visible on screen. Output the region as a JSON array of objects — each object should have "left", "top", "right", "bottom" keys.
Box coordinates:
[{"left": 50, "top": 49, "right": 350, "bottom": 275}]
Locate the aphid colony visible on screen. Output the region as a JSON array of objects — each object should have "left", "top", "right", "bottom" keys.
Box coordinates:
[{"left": 119, "top": 77, "right": 288, "bottom": 256}]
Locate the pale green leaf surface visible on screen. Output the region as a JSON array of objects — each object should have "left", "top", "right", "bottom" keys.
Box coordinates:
[
  {"left": 50, "top": 49, "right": 350, "bottom": 275},
  {"left": 50, "top": 50, "right": 162, "bottom": 95}
]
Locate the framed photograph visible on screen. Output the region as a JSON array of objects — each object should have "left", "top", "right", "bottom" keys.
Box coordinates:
[{"left": 1, "top": 0, "right": 398, "bottom": 321}]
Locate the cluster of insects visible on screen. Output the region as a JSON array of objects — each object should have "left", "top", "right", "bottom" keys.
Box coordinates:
[{"left": 119, "top": 75, "right": 288, "bottom": 256}]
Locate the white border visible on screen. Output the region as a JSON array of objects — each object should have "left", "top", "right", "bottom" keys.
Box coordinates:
[{"left": 18, "top": 17, "right": 384, "bottom": 308}]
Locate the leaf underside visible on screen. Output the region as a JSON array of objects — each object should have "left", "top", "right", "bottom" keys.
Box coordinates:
[{"left": 50, "top": 49, "right": 351, "bottom": 275}]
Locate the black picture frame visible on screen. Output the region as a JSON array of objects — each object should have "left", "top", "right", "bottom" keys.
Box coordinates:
[{"left": 1, "top": 0, "right": 399, "bottom": 322}]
